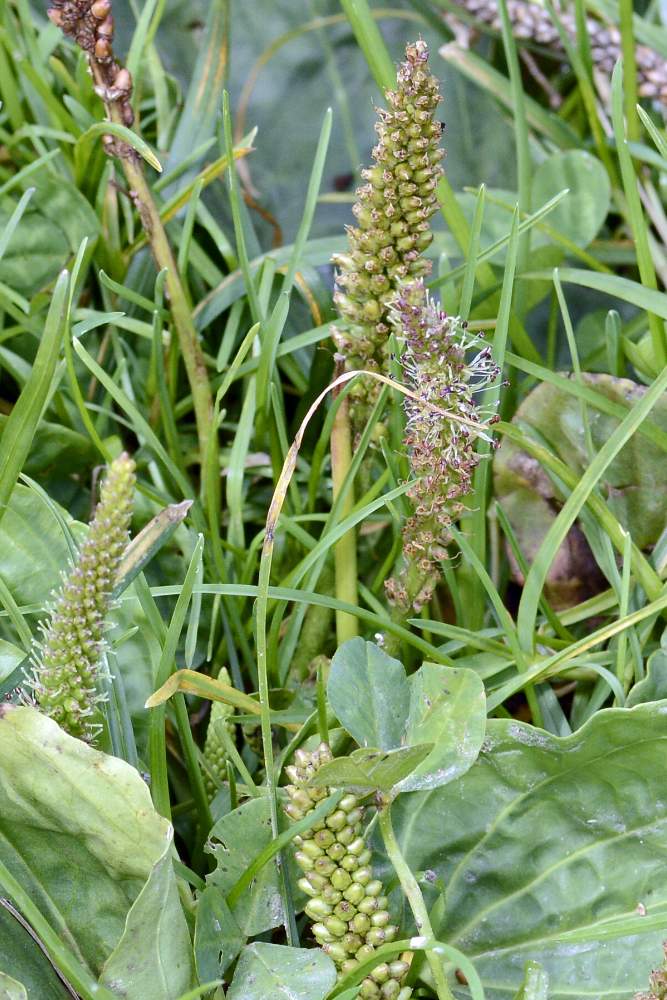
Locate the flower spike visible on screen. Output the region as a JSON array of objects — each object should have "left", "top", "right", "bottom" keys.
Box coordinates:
[
  {"left": 30, "top": 453, "right": 135, "bottom": 742},
  {"left": 332, "top": 41, "right": 444, "bottom": 421}
]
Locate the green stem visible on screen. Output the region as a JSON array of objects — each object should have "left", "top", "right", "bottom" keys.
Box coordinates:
[
  {"left": 93, "top": 65, "right": 214, "bottom": 472},
  {"left": 174, "top": 692, "right": 213, "bottom": 836},
  {"left": 122, "top": 159, "right": 213, "bottom": 466},
  {"left": 257, "top": 508, "right": 298, "bottom": 945},
  {"left": 331, "top": 379, "right": 359, "bottom": 642},
  {"left": 339, "top": 0, "right": 396, "bottom": 92},
  {"left": 384, "top": 561, "right": 436, "bottom": 658},
  {"left": 378, "top": 803, "right": 455, "bottom": 1000},
  {"left": 619, "top": 0, "right": 640, "bottom": 144}
]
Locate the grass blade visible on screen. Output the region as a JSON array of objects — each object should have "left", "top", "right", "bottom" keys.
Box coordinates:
[{"left": 0, "top": 270, "right": 68, "bottom": 530}]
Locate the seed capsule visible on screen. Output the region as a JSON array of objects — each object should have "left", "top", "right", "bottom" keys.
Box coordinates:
[
  {"left": 91, "top": 0, "right": 111, "bottom": 18},
  {"left": 381, "top": 980, "right": 401, "bottom": 999},
  {"left": 301, "top": 840, "right": 324, "bottom": 860},
  {"left": 371, "top": 964, "right": 390, "bottom": 984},
  {"left": 389, "top": 962, "right": 410, "bottom": 980},
  {"left": 97, "top": 15, "right": 114, "bottom": 37},
  {"left": 330, "top": 942, "right": 354, "bottom": 968},
  {"left": 326, "top": 810, "right": 347, "bottom": 831},
  {"left": 311, "top": 922, "right": 334, "bottom": 944},
  {"left": 353, "top": 866, "right": 372, "bottom": 885},
  {"left": 342, "top": 932, "right": 363, "bottom": 953},
  {"left": 314, "top": 829, "right": 335, "bottom": 849},
  {"left": 356, "top": 944, "right": 376, "bottom": 963},
  {"left": 350, "top": 912, "right": 371, "bottom": 935},
  {"left": 94, "top": 38, "right": 111, "bottom": 60},
  {"left": 343, "top": 882, "right": 366, "bottom": 905},
  {"left": 333, "top": 900, "right": 355, "bottom": 921},
  {"left": 314, "top": 859, "right": 337, "bottom": 878},
  {"left": 298, "top": 877, "right": 318, "bottom": 898},
  {"left": 305, "top": 898, "right": 332, "bottom": 921},
  {"left": 331, "top": 868, "right": 352, "bottom": 891},
  {"left": 324, "top": 916, "right": 347, "bottom": 938},
  {"left": 347, "top": 836, "right": 367, "bottom": 856}
]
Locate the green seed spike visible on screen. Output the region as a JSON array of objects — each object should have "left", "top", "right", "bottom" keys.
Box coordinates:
[
  {"left": 331, "top": 40, "right": 444, "bottom": 422},
  {"left": 202, "top": 667, "right": 236, "bottom": 799},
  {"left": 285, "top": 743, "right": 412, "bottom": 997},
  {"left": 31, "top": 453, "right": 136, "bottom": 742}
]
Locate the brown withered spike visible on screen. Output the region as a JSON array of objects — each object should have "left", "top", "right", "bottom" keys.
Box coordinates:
[{"left": 46, "top": 0, "right": 134, "bottom": 129}]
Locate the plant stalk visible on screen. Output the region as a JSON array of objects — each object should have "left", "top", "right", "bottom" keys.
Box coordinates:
[
  {"left": 330, "top": 373, "right": 358, "bottom": 642},
  {"left": 90, "top": 63, "right": 214, "bottom": 473},
  {"left": 378, "top": 801, "right": 455, "bottom": 1000}
]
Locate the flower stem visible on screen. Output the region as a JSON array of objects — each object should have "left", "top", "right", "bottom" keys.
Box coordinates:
[
  {"left": 88, "top": 61, "right": 214, "bottom": 474},
  {"left": 378, "top": 802, "right": 455, "bottom": 1000},
  {"left": 330, "top": 375, "right": 358, "bottom": 643}
]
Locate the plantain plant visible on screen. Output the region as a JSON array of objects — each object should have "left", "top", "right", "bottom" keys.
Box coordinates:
[{"left": 2, "top": 0, "right": 667, "bottom": 999}]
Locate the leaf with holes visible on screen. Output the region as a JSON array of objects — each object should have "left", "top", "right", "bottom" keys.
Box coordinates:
[
  {"left": 206, "top": 796, "right": 302, "bottom": 936},
  {"left": 226, "top": 942, "right": 336, "bottom": 1000}
]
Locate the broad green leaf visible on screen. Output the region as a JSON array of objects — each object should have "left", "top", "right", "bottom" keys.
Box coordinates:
[
  {"left": 494, "top": 373, "right": 667, "bottom": 606},
  {"left": 0, "top": 417, "right": 97, "bottom": 486},
  {"left": 0, "top": 640, "right": 25, "bottom": 683},
  {"left": 531, "top": 151, "right": 610, "bottom": 247},
  {"left": 0, "top": 906, "right": 64, "bottom": 1000},
  {"left": 226, "top": 943, "right": 336, "bottom": 1000},
  {"left": 194, "top": 886, "right": 245, "bottom": 982},
  {"left": 0, "top": 707, "right": 179, "bottom": 981},
  {"left": 327, "top": 638, "right": 409, "bottom": 750},
  {"left": 397, "top": 664, "right": 486, "bottom": 793},
  {"left": 305, "top": 754, "right": 376, "bottom": 789},
  {"left": 99, "top": 850, "right": 196, "bottom": 998},
  {"left": 626, "top": 649, "right": 667, "bottom": 707},
  {"left": 388, "top": 703, "right": 667, "bottom": 998},
  {"left": 0, "top": 483, "right": 83, "bottom": 606},
  {"left": 0, "top": 179, "right": 98, "bottom": 295},
  {"left": 310, "top": 744, "right": 434, "bottom": 792},
  {"left": 206, "top": 796, "right": 298, "bottom": 936},
  {"left": 0, "top": 972, "right": 27, "bottom": 1000},
  {"left": 514, "top": 961, "right": 549, "bottom": 1000},
  {"left": 328, "top": 644, "right": 485, "bottom": 793},
  {"left": 352, "top": 745, "right": 433, "bottom": 790}
]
